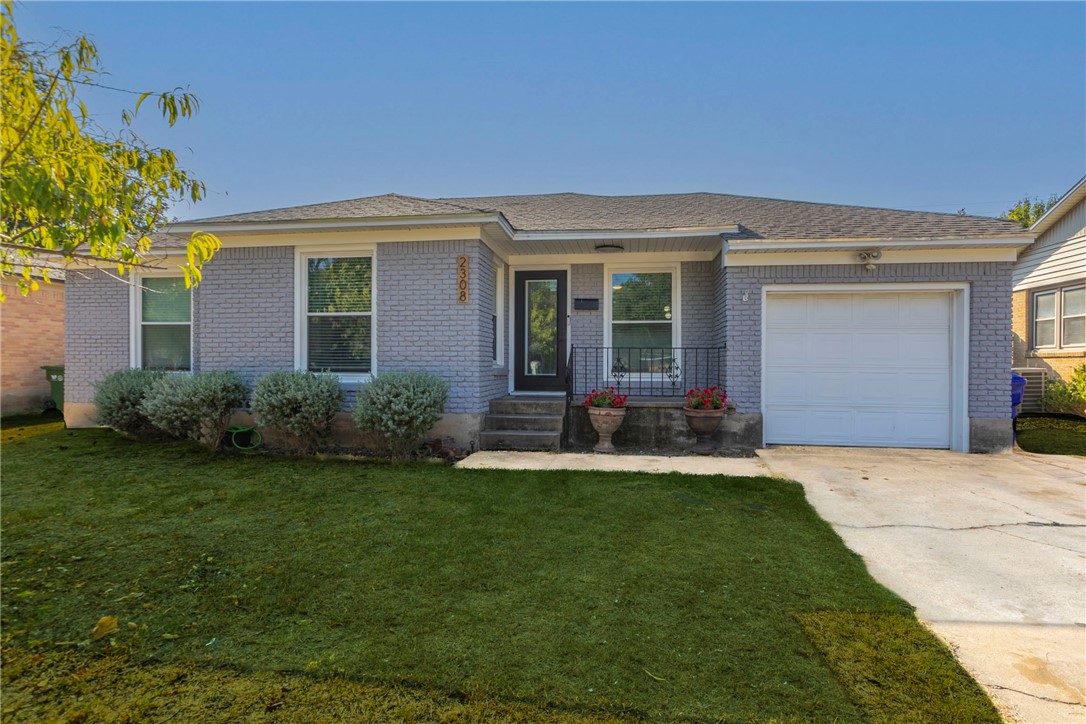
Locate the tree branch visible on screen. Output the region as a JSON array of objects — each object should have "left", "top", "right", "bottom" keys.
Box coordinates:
[{"left": 1, "top": 73, "right": 59, "bottom": 167}]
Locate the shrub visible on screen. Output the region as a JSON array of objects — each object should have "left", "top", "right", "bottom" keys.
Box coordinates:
[
  {"left": 142, "top": 371, "right": 249, "bottom": 450},
  {"left": 1043, "top": 364, "right": 1086, "bottom": 417},
  {"left": 93, "top": 369, "right": 165, "bottom": 436},
  {"left": 353, "top": 370, "right": 449, "bottom": 456},
  {"left": 251, "top": 371, "right": 342, "bottom": 452}
]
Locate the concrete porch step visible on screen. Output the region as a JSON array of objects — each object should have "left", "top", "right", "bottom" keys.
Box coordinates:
[
  {"left": 487, "top": 396, "right": 566, "bottom": 416},
  {"left": 479, "top": 429, "right": 561, "bottom": 452},
  {"left": 484, "top": 413, "right": 564, "bottom": 432}
]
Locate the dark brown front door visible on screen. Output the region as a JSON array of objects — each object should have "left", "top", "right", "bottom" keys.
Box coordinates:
[{"left": 514, "top": 270, "right": 567, "bottom": 392}]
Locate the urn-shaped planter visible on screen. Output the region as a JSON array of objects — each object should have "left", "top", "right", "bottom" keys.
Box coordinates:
[
  {"left": 587, "top": 407, "right": 626, "bottom": 453},
  {"left": 683, "top": 407, "right": 725, "bottom": 455}
]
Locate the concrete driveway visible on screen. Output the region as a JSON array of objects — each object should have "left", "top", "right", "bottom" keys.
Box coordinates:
[{"left": 759, "top": 447, "right": 1086, "bottom": 724}]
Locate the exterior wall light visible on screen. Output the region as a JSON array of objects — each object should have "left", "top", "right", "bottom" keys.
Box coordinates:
[{"left": 857, "top": 249, "right": 882, "bottom": 271}]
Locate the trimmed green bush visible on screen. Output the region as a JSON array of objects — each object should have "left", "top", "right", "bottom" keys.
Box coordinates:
[
  {"left": 141, "top": 371, "right": 248, "bottom": 450},
  {"left": 1043, "top": 364, "right": 1086, "bottom": 416},
  {"left": 353, "top": 370, "right": 449, "bottom": 456},
  {"left": 93, "top": 369, "right": 165, "bottom": 437},
  {"left": 251, "top": 371, "right": 342, "bottom": 452}
]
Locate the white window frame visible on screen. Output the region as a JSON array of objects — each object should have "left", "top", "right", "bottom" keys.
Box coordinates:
[
  {"left": 1032, "top": 284, "right": 1085, "bottom": 351},
  {"left": 493, "top": 263, "right": 505, "bottom": 366},
  {"left": 294, "top": 248, "right": 376, "bottom": 383},
  {"left": 129, "top": 272, "right": 194, "bottom": 371},
  {"left": 602, "top": 263, "right": 682, "bottom": 382}
]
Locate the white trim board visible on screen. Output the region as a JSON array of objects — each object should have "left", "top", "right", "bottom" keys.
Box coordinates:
[{"left": 759, "top": 282, "right": 970, "bottom": 452}]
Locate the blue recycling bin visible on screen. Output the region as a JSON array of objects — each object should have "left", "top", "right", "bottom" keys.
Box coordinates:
[
  {"left": 1011, "top": 373, "right": 1027, "bottom": 442},
  {"left": 1011, "top": 374, "right": 1027, "bottom": 411}
]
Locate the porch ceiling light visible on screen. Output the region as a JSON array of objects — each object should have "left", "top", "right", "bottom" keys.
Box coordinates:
[{"left": 594, "top": 243, "right": 625, "bottom": 253}]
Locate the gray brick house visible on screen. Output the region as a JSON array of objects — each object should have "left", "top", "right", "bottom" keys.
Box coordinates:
[{"left": 65, "top": 192, "right": 1032, "bottom": 452}]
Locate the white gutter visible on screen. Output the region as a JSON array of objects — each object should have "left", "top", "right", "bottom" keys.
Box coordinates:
[{"left": 726, "top": 236, "right": 1033, "bottom": 252}]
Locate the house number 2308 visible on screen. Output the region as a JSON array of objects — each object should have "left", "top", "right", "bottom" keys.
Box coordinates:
[{"left": 457, "top": 255, "right": 469, "bottom": 304}]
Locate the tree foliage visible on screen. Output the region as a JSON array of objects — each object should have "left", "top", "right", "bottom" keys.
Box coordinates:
[
  {"left": 1001, "top": 194, "right": 1059, "bottom": 229},
  {"left": 0, "top": 0, "right": 219, "bottom": 299}
]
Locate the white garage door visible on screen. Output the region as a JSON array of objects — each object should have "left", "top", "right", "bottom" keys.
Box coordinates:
[{"left": 764, "top": 292, "right": 952, "bottom": 448}]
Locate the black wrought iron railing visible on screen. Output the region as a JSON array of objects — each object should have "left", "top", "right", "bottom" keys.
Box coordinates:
[{"left": 567, "top": 346, "right": 725, "bottom": 398}]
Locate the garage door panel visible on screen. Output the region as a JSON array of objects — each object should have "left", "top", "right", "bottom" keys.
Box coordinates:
[
  {"left": 768, "top": 296, "right": 809, "bottom": 326},
  {"left": 853, "top": 332, "right": 900, "bottom": 364},
  {"left": 807, "top": 333, "right": 853, "bottom": 363},
  {"left": 806, "top": 372, "right": 854, "bottom": 404},
  {"left": 905, "top": 332, "right": 952, "bottom": 365},
  {"left": 810, "top": 295, "right": 854, "bottom": 326},
  {"left": 764, "top": 291, "right": 953, "bottom": 449},
  {"left": 860, "top": 295, "right": 901, "bottom": 327},
  {"left": 905, "top": 294, "right": 954, "bottom": 326},
  {"left": 766, "top": 331, "right": 807, "bottom": 360},
  {"left": 853, "top": 372, "right": 901, "bottom": 403},
  {"left": 765, "top": 371, "right": 807, "bottom": 404}
]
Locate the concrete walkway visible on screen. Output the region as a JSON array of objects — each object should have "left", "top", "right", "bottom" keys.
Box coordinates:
[{"left": 457, "top": 447, "right": 1086, "bottom": 723}]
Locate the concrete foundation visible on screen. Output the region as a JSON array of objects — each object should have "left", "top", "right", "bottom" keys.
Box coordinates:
[
  {"left": 969, "top": 418, "right": 1013, "bottom": 453},
  {"left": 566, "top": 399, "right": 760, "bottom": 455}
]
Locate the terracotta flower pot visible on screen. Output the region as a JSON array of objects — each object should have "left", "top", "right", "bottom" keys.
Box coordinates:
[
  {"left": 683, "top": 406, "right": 724, "bottom": 455},
  {"left": 587, "top": 406, "right": 626, "bottom": 453}
]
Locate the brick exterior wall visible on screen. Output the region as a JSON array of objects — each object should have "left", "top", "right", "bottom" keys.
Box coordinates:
[
  {"left": 570, "top": 264, "right": 604, "bottom": 349},
  {"left": 1, "top": 278, "right": 65, "bottom": 414},
  {"left": 724, "top": 262, "right": 1014, "bottom": 420},
  {"left": 376, "top": 240, "right": 495, "bottom": 414},
  {"left": 195, "top": 246, "right": 295, "bottom": 385},
  {"left": 680, "top": 260, "right": 715, "bottom": 348},
  {"left": 65, "top": 269, "right": 130, "bottom": 406}
]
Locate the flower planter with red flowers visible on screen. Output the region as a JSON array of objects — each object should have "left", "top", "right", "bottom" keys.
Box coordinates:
[
  {"left": 583, "top": 387, "right": 629, "bottom": 453},
  {"left": 683, "top": 386, "right": 727, "bottom": 455}
]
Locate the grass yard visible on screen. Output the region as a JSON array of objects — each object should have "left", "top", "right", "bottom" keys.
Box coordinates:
[
  {"left": 1, "top": 416, "right": 999, "bottom": 722},
  {"left": 1016, "top": 415, "right": 1086, "bottom": 456}
]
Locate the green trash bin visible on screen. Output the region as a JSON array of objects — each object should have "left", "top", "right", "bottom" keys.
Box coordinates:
[{"left": 41, "top": 365, "right": 64, "bottom": 412}]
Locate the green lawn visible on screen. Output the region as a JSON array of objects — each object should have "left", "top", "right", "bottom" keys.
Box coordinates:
[
  {"left": 0, "top": 418, "right": 998, "bottom": 722},
  {"left": 1016, "top": 415, "right": 1086, "bottom": 456}
]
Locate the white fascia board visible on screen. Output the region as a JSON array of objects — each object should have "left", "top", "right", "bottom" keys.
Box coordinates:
[{"left": 726, "top": 236, "right": 1033, "bottom": 252}]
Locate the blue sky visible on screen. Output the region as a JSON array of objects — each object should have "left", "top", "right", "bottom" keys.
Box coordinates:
[{"left": 16, "top": 1, "right": 1086, "bottom": 221}]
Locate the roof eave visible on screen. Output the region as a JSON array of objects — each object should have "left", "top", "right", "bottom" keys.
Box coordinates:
[{"left": 1028, "top": 174, "right": 1086, "bottom": 237}]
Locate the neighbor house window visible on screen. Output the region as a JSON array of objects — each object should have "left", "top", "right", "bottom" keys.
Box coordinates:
[
  {"left": 610, "top": 270, "right": 675, "bottom": 373},
  {"left": 1033, "top": 285, "right": 1084, "bottom": 350},
  {"left": 138, "top": 277, "right": 191, "bottom": 371},
  {"left": 304, "top": 255, "right": 373, "bottom": 375}
]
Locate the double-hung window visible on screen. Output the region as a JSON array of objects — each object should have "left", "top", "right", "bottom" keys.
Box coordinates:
[
  {"left": 1033, "top": 285, "right": 1085, "bottom": 350},
  {"left": 609, "top": 269, "right": 676, "bottom": 373},
  {"left": 136, "top": 277, "right": 191, "bottom": 371},
  {"left": 303, "top": 254, "right": 373, "bottom": 376}
]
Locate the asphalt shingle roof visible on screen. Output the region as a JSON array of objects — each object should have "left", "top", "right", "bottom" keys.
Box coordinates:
[{"left": 187, "top": 191, "right": 1024, "bottom": 240}]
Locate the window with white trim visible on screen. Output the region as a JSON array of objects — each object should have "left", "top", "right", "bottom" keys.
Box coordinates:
[
  {"left": 303, "top": 255, "right": 373, "bottom": 374},
  {"left": 610, "top": 270, "right": 675, "bottom": 373},
  {"left": 1033, "top": 284, "right": 1084, "bottom": 350},
  {"left": 138, "top": 277, "right": 191, "bottom": 371}
]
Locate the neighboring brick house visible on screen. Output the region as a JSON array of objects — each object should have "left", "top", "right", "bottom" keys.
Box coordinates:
[
  {"left": 1, "top": 275, "right": 65, "bottom": 415},
  {"left": 64, "top": 192, "right": 1032, "bottom": 452},
  {"left": 1011, "top": 176, "right": 1086, "bottom": 409}
]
